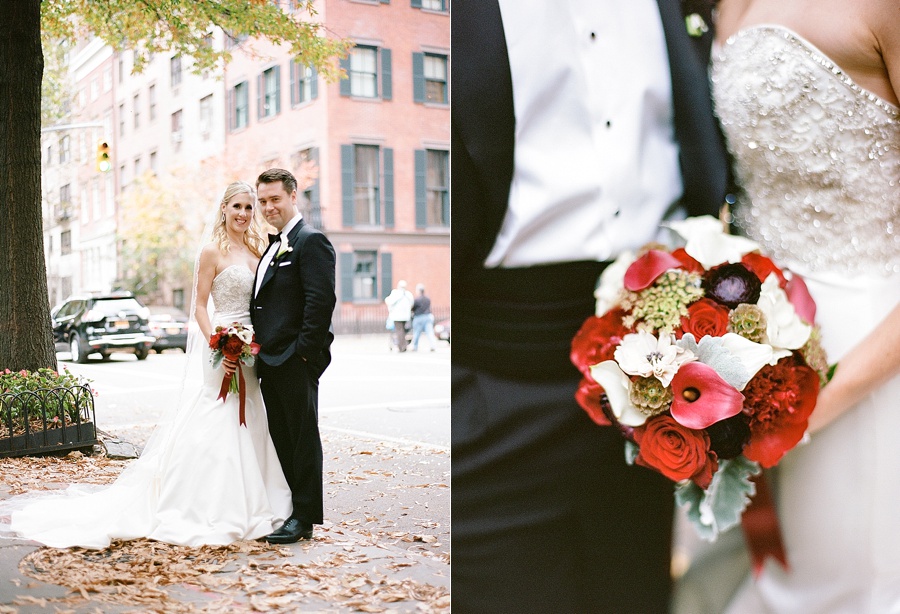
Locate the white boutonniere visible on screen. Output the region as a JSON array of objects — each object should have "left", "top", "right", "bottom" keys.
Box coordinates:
[
  {"left": 685, "top": 13, "right": 709, "bottom": 38},
  {"left": 276, "top": 243, "right": 293, "bottom": 258}
]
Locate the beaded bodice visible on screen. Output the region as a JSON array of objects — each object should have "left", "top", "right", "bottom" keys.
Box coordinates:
[
  {"left": 211, "top": 265, "right": 254, "bottom": 317},
  {"left": 712, "top": 25, "right": 900, "bottom": 276}
]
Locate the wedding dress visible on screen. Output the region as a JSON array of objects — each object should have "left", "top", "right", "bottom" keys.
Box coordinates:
[
  {"left": 3, "top": 265, "right": 291, "bottom": 548},
  {"left": 676, "top": 25, "right": 900, "bottom": 614}
]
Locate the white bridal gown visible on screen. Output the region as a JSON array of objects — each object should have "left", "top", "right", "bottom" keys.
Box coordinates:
[
  {"left": 677, "top": 25, "right": 900, "bottom": 614},
  {"left": 6, "top": 265, "right": 291, "bottom": 548}
]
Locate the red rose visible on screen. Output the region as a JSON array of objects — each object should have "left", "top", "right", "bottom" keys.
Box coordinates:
[
  {"left": 223, "top": 334, "right": 245, "bottom": 358},
  {"left": 208, "top": 332, "right": 224, "bottom": 350},
  {"left": 741, "top": 253, "right": 787, "bottom": 287},
  {"left": 575, "top": 375, "right": 613, "bottom": 427},
  {"left": 570, "top": 308, "right": 631, "bottom": 375},
  {"left": 634, "top": 415, "right": 718, "bottom": 488},
  {"left": 741, "top": 357, "right": 819, "bottom": 468},
  {"left": 680, "top": 298, "right": 731, "bottom": 339}
]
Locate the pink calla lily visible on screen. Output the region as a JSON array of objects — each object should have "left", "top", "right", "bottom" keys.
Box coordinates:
[
  {"left": 623, "top": 250, "right": 683, "bottom": 291},
  {"left": 785, "top": 274, "right": 816, "bottom": 324},
  {"left": 670, "top": 362, "right": 745, "bottom": 430}
]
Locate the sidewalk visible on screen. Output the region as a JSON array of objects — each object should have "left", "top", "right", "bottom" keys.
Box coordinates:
[{"left": 0, "top": 431, "right": 449, "bottom": 613}]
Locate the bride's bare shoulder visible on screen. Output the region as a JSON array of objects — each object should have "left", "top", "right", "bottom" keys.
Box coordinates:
[{"left": 713, "top": 0, "right": 754, "bottom": 42}]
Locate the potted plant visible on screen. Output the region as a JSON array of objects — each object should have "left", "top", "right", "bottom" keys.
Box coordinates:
[{"left": 0, "top": 367, "right": 98, "bottom": 458}]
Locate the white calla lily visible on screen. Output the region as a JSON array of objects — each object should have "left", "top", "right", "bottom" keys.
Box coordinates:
[
  {"left": 594, "top": 250, "right": 636, "bottom": 316},
  {"left": 757, "top": 275, "right": 811, "bottom": 350},
  {"left": 664, "top": 215, "right": 760, "bottom": 268},
  {"left": 589, "top": 361, "right": 647, "bottom": 427}
]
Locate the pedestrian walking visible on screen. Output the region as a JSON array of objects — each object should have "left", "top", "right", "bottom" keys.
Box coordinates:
[
  {"left": 385, "top": 280, "right": 414, "bottom": 352},
  {"left": 411, "top": 284, "right": 437, "bottom": 352}
]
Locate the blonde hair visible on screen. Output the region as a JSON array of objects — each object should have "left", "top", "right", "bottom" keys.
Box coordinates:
[{"left": 211, "top": 181, "right": 266, "bottom": 258}]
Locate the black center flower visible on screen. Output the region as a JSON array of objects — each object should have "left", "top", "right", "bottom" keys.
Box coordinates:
[
  {"left": 706, "top": 413, "right": 751, "bottom": 459},
  {"left": 703, "top": 263, "right": 762, "bottom": 309}
]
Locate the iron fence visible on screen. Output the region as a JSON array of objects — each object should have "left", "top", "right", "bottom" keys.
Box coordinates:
[
  {"left": 332, "top": 304, "right": 450, "bottom": 335},
  {"left": 0, "top": 385, "right": 98, "bottom": 458}
]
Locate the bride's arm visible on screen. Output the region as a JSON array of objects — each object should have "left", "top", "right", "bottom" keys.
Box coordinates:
[
  {"left": 808, "top": 303, "right": 900, "bottom": 433},
  {"left": 194, "top": 244, "right": 218, "bottom": 341}
]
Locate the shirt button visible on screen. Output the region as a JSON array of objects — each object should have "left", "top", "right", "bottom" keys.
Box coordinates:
[{"left": 590, "top": 32, "right": 596, "bottom": 41}]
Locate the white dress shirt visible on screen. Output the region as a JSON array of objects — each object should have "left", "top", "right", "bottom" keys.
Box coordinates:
[
  {"left": 255, "top": 213, "right": 303, "bottom": 297},
  {"left": 485, "top": 0, "right": 683, "bottom": 268}
]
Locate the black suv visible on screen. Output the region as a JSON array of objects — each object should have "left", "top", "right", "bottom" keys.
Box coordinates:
[{"left": 52, "top": 292, "right": 156, "bottom": 363}]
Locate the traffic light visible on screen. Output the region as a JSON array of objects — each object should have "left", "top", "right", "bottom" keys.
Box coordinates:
[{"left": 96, "top": 141, "right": 112, "bottom": 173}]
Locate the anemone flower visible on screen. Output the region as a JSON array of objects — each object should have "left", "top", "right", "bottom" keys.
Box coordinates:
[
  {"left": 670, "top": 361, "right": 745, "bottom": 430},
  {"left": 614, "top": 331, "right": 695, "bottom": 387}
]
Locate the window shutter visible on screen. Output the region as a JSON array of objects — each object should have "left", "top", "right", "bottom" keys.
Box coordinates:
[
  {"left": 257, "top": 73, "right": 264, "bottom": 119},
  {"left": 411, "top": 0, "right": 422, "bottom": 7},
  {"left": 339, "top": 252, "right": 354, "bottom": 303},
  {"left": 380, "top": 252, "right": 393, "bottom": 300},
  {"left": 380, "top": 0, "right": 389, "bottom": 3},
  {"left": 227, "top": 87, "right": 235, "bottom": 131},
  {"left": 274, "top": 66, "right": 282, "bottom": 114},
  {"left": 311, "top": 66, "right": 318, "bottom": 100},
  {"left": 339, "top": 55, "right": 351, "bottom": 97},
  {"left": 414, "top": 149, "right": 427, "bottom": 228},
  {"left": 383, "top": 148, "right": 394, "bottom": 228},
  {"left": 380, "top": 48, "right": 392, "bottom": 101},
  {"left": 412, "top": 53, "right": 425, "bottom": 103},
  {"left": 341, "top": 145, "right": 354, "bottom": 227},
  {"left": 309, "top": 146, "right": 320, "bottom": 227},
  {"left": 290, "top": 60, "right": 297, "bottom": 106}
]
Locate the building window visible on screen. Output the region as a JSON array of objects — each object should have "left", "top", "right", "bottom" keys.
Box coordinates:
[
  {"left": 291, "top": 60, "right": 316, "bottom": 106},
  {"left": 426, "top": 149, "right": 449, "bottom": 226},
  {"left": 61, "top": 230, "right": 72, "bottom": 256},
  {"left": 199, "top": 94, "right": 213, "bottom": 137},
  {"left": 118, "top": 55, "right": 125, "bottom": 83},
  {"left": 150, "top": 150, "right": 158, "bottom": 172},
  {"left": 259, "top": 66, "right": 281, "bottom": 119},
  {"left": 354, "top": 145, "right": 380, "bottom": 225},
  {"left": 170, "top": 55, "right": 182, "bottom": 88},
  {"left": 119, "top": 103, "right": 125, "bottom": 136},
  {"left": 349, "top": 46, "right": 377, "bottom": 98},
  {"left": 230, "top": 81, "right": 249, "bottom": 130},
  {"left": 420, "top": 0, "right": 447, "bottom": 9},
  {"left": 352, "top": 251, "right": 377, "bottom": 300},
  {"left": 134, "top": 156, "right": 142, "bottom": 177},
  {"left": 103, "top": 67, "right": 112, "bottom": 92},
  {"left": 133, "top": 93, "right": 140, "bottom": 128},
  {"left": 149, "top": 84, "right": 157, "bottom": 121},
  {"left": 424, "top": 54, "right": 448, "bottom": 103},
  {"left": 58, "top": 135, "right": 70, "bottom": 164},
  {"left": 171, "top": 109, "right": 183, "bottom": 144},
  {"left": 59, "top": 184, "right": 71, "bottom": 220}
]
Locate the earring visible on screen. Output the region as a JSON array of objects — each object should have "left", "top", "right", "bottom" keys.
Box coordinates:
[{"left": 222, "top": 213, "right": 226, "bottom": 223}]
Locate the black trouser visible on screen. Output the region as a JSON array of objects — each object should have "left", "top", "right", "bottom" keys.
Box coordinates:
[
  {"left": 259, "top": 354, "right": 323, "bottom": 524},
  {"left": 452, "top": 262, "right": 675, "bottom": 613}
]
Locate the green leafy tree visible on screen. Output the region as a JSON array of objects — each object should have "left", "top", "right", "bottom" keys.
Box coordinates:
[{"left": 0, "top": 0, "right": 347, "bottom": 372}]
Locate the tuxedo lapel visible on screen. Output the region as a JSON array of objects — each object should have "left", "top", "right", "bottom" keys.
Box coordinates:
[
  {"left": 258, "top": 219, "right": 306, "bottom": 296},
  {"left": 451, "top": 0, "right": 515, "bottom": 270}
]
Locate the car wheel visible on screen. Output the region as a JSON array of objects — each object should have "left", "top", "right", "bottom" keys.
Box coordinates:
[
  {"left": 70, "top": 333, "right": 89, "bottom": 364},
  {"left": 135, "top": 347, "right": 149, "bottom": 361},
  {"left": 100, "top": 352, "right": 112, "bottom": 362}
]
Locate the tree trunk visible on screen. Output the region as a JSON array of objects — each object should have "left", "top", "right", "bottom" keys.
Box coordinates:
[{"left": 0, "top": 1, "right": 57, "bottom": 372}]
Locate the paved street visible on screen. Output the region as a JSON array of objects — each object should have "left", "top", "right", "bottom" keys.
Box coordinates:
[{"left": 0, "top": 334, "right": 450, "bottom": 612}]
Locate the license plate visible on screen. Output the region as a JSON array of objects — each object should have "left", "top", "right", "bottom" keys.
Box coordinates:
[
  {"left": 114, "top": 320, "right": 129, "bottom": 328},
  {"left": 166, "top": 327, "right": 180, "bottom": 334}
]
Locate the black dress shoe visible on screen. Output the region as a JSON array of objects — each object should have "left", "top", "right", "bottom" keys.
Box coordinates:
[{"left": 265, "top": 518, "right": 313, "bottom": 544}]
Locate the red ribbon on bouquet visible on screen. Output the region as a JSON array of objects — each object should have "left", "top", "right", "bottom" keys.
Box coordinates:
[
  {"left": 741, "top": 473, "right": 789, "bottom": 576},
  {"left": 217, "top": 364, "right": 247, "bottom": 427}
]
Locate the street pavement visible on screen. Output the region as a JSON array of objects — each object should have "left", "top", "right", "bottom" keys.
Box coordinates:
[{"left": 0, "top": 334, "right": 450, "bottom": 613}]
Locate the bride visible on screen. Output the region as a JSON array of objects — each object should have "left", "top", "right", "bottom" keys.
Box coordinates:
[
  {"left": 1, "top": 181, "right": 291, "bottom": 548},
  {"left": 676, "top": 1, "right": 900, "bottom": 612}
]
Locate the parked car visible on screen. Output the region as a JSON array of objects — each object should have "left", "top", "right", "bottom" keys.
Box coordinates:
[
  {"left": 52, "top": 292, "right": 156, "bottom": 363},
  {"left": 147, "top": 306, "right": 189, "bottom": 353},
  {"left": 434, "top": 318, "right": 450, "bottom": 344}
]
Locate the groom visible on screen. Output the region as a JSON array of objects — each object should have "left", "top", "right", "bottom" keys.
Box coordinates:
[
  {"left": 453, "top": 1, "right": 731, "bottom": 612},
  {"left": 251, "top": 168, "right": 336, "bottom": 543}
]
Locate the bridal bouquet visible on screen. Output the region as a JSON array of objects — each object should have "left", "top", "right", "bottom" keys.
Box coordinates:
[
  {"left": 571, "top": 216, "right": 829, "bottom": 543},
  {"left": 209, "top": 322, "right": 260, "bottom": 426}
]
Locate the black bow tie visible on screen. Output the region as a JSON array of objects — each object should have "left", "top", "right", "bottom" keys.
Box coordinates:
[{"left": 268, "top": 233, "right": 281, "bottom": 246}]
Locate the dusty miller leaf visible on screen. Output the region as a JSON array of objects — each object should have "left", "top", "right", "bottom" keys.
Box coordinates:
[
  {"left": 675, "top": 456, "right": 761, "bottom": 541},
  {"left": 624, "top": 440, "right": 639, "bottom": 465}
]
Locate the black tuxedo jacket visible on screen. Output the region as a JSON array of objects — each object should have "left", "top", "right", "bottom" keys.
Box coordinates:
[
  {"left": 451, "top": 0, "right": 731, "bottom": 277},
  {"left": 251, "top": 219, "right": 337, "bottom": 372}
]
